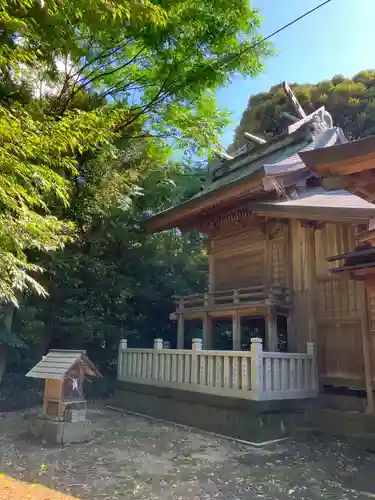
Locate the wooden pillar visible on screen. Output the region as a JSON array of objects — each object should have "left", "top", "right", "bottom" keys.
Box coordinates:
[
  {"left": 263, "top": 221, "right": 271, "bottom": 288},
  {"left": 208, "top": 255, "right": 215, "bottom": 293},
  {"left": 359, "top": 283, "right": 374, "bottom": 413},
  {"left": 305, "top": 226, "right": 317, "bottom": 343},
  {"left": 265, "top": 307, "right": 278, "bottom": 352},
  {"left": 289, "top": 221, "right": 317, "bottom": 351},
  {"left": 202, "top": 313, "right": 213, "bottom": 349},
  {"left": 177, "top": 314, "right": 184, "bottom": 349},
  {"left": 232, "top": 311, "right": 241, "bottom": 350}
]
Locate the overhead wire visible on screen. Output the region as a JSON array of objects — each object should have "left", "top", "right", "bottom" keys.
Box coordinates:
[
  {"left": 172, "top": 0, "right": 335, "bottom": 172},
  {"left": 221, "top": 0, "right": 333, "bottom": 70}
]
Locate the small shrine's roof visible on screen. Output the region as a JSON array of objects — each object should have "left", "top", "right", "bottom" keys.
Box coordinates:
[{"left": 25, "top": 349, "right": 101, "bottom": 380}]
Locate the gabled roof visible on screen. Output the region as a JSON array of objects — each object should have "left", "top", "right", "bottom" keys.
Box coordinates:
[
  {"left": 26, "top": 349, "right": 102, "bottom": 380},
  {"left": 248, "top": 188, "right": 375, "bottom": 222},
  {"left": 146, "top": 123, "right": 325, "bottom": 233}
]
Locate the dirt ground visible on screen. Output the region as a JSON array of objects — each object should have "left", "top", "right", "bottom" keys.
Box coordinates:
[{"left": 0, "top": 405, "right": 375, "bottom": 500}]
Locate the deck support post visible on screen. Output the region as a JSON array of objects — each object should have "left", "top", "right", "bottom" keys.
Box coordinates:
[
  {"left": 265, "top": 307, "right": 278, "bottom": 352},
  {"left": 202, "top": 313, "right": 213, "bottom": 349},
  {"left": 177, "top": 314, "right": 184, "bottom": 349},
  {"left": 232, "top": 311, "right": 241, "bottom": 351}
]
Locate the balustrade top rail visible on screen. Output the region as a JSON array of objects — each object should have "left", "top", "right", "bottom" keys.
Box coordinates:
[{"left": 173, "top": 284, "right": 290, "bottom": 310}]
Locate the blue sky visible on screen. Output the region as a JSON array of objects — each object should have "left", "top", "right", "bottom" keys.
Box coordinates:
[{"left": 218, "top": 0, "right": 375, "bottom": 148}]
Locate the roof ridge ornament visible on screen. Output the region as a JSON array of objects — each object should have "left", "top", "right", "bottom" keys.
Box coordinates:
[{"left": 282, "top": 81, "right": 334, "bottom": 135}]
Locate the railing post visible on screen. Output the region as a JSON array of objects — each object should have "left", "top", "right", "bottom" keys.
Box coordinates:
[
  {"left": 191, "top": 338, "right": 202, "bottom": 385},
  {"left": 154, "top": 338, "right": 163, "bottom": 349},
  {"left": 306, "top": 341, "right": 318, "bottom": 393},
  {"left": 192, "top": 338, "right": 202, "bottom": 351},
  {"left": 117, "top": 338, "right": 127, "bottom": 380},
  {"left": 250, "top": 337, "right": 263, "bottom": 400},
  {"left": 152, "top": 338, "right": 163, "bottom": 380}
]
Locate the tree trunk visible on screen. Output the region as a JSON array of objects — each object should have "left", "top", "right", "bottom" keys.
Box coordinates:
[
  {"left": 0, "top": 343, "right": 7, "bottom": 384},
  {"left": 0, "top": 302, "right": 16, "bottom": 385}
]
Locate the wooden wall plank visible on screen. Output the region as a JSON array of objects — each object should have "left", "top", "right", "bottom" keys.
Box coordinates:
[{"left": 313, "top": 222, "right": 368, "bottom": 389}]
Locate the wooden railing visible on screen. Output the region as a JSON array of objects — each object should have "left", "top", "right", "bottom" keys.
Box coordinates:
[
  {"left": 117, "top": 338, "right": 318, "bottom": 401},
  {"left": 174, "top": 284, "right": 290, "bottom": 311}
]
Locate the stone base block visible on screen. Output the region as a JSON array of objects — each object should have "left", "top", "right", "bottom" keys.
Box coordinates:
[{"left": 30, "top": 417, "right": 92, "bottom": 444}]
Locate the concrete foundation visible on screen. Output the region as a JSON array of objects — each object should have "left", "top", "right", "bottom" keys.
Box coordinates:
[
  {"left": 111, "top": 382, "right": 375, "bottom": 449},
  {"left": 30, "top": 416, "right": 92, "bottom": 444},
  {"left": 294, "top": 407, "right": 375, "bottom": 450},
  {"left": 112, "top": 381, "right": 310, "bottom": 444}
]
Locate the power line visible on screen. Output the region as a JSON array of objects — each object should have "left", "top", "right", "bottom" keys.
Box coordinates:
[
  {"left": 258, "top": 0, "right": 333, "bottom": 46},
  {"left": 222, "top": 0, "right": 333, "bottom": 70}
]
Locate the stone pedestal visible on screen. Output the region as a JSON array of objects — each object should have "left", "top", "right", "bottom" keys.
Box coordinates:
[{"left": 30, "top": 416, "right": 92, "bottom": 444}]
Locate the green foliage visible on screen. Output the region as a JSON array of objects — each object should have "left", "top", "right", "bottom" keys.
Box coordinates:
[
  {"left": 229, "top": 70, "right": 375, "bottom": 152},
  {"left": 0, "top": 103, "right": 134, "bottom": 303},
  {"left": 0, "top": 0, "right": 269, "bottom": 306},
  {"left": 16, "top": 212, "right": 208, "bottom": 374},
  {"left": 0, "top": 0, "right": 272, "bottom": 381}
]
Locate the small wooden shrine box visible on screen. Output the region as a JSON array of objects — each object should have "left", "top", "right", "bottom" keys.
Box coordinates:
[{"left": 26, "top": 350, "right": 101, "bottom": 422}]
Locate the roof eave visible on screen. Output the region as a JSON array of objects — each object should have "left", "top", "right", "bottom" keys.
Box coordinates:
[
  {"left": 250, "top": 204, "right": 375, "bottom": 223},
  {"left": 299, "top": 136, "right": 375, "bottom": 203},
  {"left": 299, "top": 136, "right": 375, "bottom": 176},
  {"left": 145, "top": 167, "right": 265, "bottom": 233}
]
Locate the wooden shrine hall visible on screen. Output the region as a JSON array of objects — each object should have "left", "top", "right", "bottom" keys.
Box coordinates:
[
  {"left": 145, "top": 84, "right": 375, "bottom": 397},
  {"left": 300, "top": 135, "right": 375, "bottom": 411}
]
